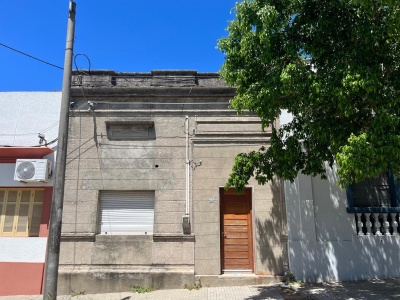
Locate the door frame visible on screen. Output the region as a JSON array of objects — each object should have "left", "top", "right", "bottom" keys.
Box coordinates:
[{"left": 219, "top": 187, "right": 254, "bottom": 273}]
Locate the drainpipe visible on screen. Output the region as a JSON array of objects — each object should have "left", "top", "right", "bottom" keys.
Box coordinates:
[
  {"left": 185, "top": 116, "right": 190, "bottom": 215},
  {"left": 183, "top": 116, "right": 190, "bottom": 232}
]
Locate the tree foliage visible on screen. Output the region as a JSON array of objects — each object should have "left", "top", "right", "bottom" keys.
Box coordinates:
[{"left": 218, "top": 0, "right": 400, "bottom": 191}]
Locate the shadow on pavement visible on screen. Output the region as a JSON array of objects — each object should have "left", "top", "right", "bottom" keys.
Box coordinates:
[{"left": 245, "top": 285, "right": 306, "bottom": 300}]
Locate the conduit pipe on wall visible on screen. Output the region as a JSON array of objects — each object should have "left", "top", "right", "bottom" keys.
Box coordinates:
[{"left": 185, "top": 116, "right": 190, "bottom": 216}]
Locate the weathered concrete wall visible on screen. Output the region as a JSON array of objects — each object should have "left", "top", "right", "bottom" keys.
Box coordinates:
[
  {"left": 58, "top": 265, "right": 194, "bottom": 294},
  {"left": 60, "top": 112, "right": 197, "bottom": 292},
  {"left": 192, "top": 119, "right": 285, "bottom": 276},
  {"left": 59, "top": 70, "right": 286, "bottom": 293}
]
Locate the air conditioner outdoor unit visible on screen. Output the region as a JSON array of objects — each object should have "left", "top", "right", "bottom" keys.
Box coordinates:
[{"left": 14, "top": 159, "right": 52, "bottom": 183}]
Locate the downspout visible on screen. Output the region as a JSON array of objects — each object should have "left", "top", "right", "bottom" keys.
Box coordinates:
[
  {"left": 182, "top": 116, "right": 191, "bottom": 233},
  {"left": 185, "top": 116, "right": 190, "bottom": 216}
]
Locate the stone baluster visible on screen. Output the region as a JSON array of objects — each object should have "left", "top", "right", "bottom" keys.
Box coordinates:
[
  {"left": 383, "top": 213, "right": 391, "bottom": 236},
  {"left": 365, "top": 213, "right": 372, "bottom": 236},
  {"left": 356, "top": 213, "right": 364, "bottom": 235},
  {"left": 374, "top": 213, "right": 382, "bottom": 236},
  {"left": 391, "top": 213, "right": 398, "bottom": 236}
]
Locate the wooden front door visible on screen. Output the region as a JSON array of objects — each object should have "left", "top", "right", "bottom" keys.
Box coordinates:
[{"left": 220, "top": 188, "right": 253, "bottom": 272}]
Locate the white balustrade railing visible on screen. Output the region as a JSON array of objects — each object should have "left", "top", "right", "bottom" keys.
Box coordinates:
[{"left": 355, "top": 213, "right": 400, "bottom": 236}]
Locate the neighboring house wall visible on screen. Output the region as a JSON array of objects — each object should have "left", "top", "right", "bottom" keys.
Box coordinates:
[
  {"left": 285, "top": 164, "right": 400, "bottom": 282},
  {"left": 0, "top": 92, "right": 60, "bottom": 296},
  {"left": 0, "top": 92, "right": 60, "bottom": 147},
  {"left": 58, "top": 71, "right": 286, "bottom": 294}
]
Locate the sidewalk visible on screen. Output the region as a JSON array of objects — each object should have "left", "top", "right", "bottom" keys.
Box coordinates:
[
  {"left": 1, "top": 278, "right": 400, "bottom": 300},
  {"left": 298, "top": 278, "right": 400, "bottom": 299}
]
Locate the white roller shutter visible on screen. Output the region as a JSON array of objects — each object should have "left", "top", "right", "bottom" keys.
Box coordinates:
[{"left": 99, "top": 191, "right": 154, "bottom": 235}]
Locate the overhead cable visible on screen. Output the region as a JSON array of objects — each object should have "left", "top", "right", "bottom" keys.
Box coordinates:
[{"left": 0, "top": 42, "right": 63, "bottom": 70}]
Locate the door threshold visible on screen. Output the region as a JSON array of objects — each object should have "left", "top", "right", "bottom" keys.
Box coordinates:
[{"left": 222, "top": 270, "right": 254, "bottom": 276}]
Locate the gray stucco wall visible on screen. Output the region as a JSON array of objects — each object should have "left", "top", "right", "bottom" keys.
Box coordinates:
[
  {"left": 58, "top": 71, "right": 286, "bottom": 293},
  {"left": 192, "top": 142, "right": 285, "bottom": 276},
  {"left": 285, "top": 164, "right": 400, "bottom": 282}
]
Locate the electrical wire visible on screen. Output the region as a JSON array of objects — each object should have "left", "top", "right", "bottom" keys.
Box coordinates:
[
  {"left": 28, "top": 137, "right": 59, "bottom": 148},
  {"left": 39, "top": 122, "right": 60, "bottom": 134},
  {"left": 69, "top": 100, "right": 90, "bottom": 116},
  {"left": 74, "top": 53, "right": 91, "bottom": 75},
  {"left": 0, "top": 137, "right": 59, "bottom": 148},
  {"left": 44, "top": 137, "right": 58, "bottom": 146},
  {"left": 0, "top": 132, "right": 39, "bottom": 136},
  {"left": 0, "top": 42, "right": 63, "bottom": 70},
  {"left": 0, "top": 98, "right": 89, "bottom": 147}
]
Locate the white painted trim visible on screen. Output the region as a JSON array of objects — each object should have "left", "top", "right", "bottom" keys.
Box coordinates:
[{"left": 0, "top": 237, "right": 47, "bottom": 263}]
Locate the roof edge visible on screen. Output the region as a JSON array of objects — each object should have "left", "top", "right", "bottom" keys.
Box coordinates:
[{"left": 72, "top": 70, "right": 220, "bottom": 77}]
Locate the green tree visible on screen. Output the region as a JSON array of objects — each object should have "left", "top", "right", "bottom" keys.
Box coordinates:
[{"left": 218, "top": 0, "right": 400, "bottom": 191}]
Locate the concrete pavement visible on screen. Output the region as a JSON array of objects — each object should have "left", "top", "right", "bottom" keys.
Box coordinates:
[
  {"left": 1, "top": 278, "right": 400, "bottom": 300},
  {"left": 298, "top": 278, "right": 400, "bottom": 299}
]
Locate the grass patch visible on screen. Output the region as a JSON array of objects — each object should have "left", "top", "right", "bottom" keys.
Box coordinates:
[
  {"left": 184, "top": 281, "right": 202, "bottom": 290},
  {"left": 70, "top": 290, "right": 85, "bottom": 297},
  {"left": 130, "top": 286, "right": 156, "bottom": 293}
]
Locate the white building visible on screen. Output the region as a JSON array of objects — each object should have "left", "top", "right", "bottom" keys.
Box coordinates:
[{"left": 0, "top": 92, "right": 61, "bottom": 295}]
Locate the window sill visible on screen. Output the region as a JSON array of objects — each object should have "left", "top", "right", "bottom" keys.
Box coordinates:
[
  {"left": 153, "top": 234, "right": 195, "bottom": 242},
  {"left": 95, "top": 234, "right": 152, "bottom": 243},
  {"left": 61, "top": 233, "right": 96, "bottom": 242}
]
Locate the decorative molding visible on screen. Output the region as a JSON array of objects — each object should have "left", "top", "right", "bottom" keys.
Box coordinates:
[
  {"left": 61, "top": 233, "right": 96, "bottom": 242},
  {"left": 192, "top": 136, "right": 271, "bottom": 144},
  {"left": 153, "top": 234, "right": 195, "bottom": 242},
  {"left": 70, "top": 86, "right": 235, "bottom": 97}
]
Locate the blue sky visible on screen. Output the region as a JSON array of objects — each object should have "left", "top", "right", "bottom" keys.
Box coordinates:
[{"left": 0, "top": 1, "right": 237, "bottom": 91}]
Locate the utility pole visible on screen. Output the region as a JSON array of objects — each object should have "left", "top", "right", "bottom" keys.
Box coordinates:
[{"left": 43, "top": 1, "right": 76, "bottom": 299}]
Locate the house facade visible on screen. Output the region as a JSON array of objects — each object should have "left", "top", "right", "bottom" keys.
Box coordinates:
[
  {"left": 58, "top": 70, "right": 287, "bottom": 294},
  {"left": 285, "top": 166, "right": 400, "bottom": 282},
  {"left": 282, "top": 107, "right": 400, "bottom": 283},
  {"left": 0, "top": 92, "right": 61, "bottom": 296}
]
